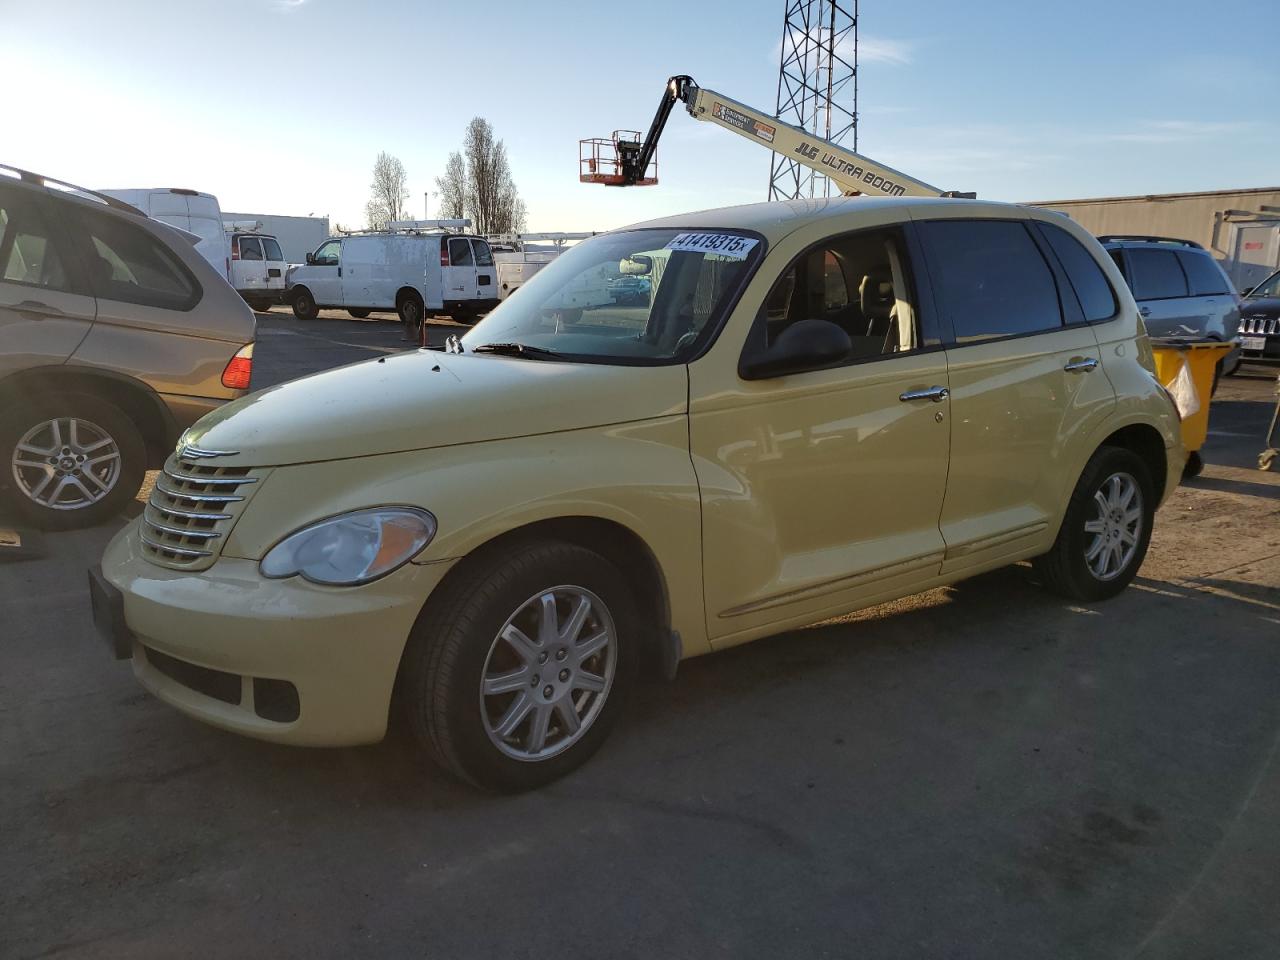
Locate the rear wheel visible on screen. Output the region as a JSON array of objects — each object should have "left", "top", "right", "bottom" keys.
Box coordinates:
[
  {"left": 401, "top": 540, "right": 638, "bottom": 792},
  {"left": 0, "top": 393, "right": 145, "bottom": 531},
  {"left": 348, "top": 308, "right": 371, "bottom": 319},
  {"left": 1033, "top": 446, "right": 1154, "bottom": 602},
  {"left": 291, "top": 287, "right": 318, "bottom": 321}
]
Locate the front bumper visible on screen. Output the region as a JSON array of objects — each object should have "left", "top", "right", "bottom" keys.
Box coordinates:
[{"left": 98, "top": 522, "right": 453, "bottom": 746}]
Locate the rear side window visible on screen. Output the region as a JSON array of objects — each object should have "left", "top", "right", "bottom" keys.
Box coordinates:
[
  {"left": 917, "top": 219, "right": 1062, "bottom": 343},
  {"left": 472, "top": 239, "right": 494, "bottom": 267},
  {"left": 449, "top": 238, "right": 474, "bottom": 266},
  {"left": 261, "top": 237, "right": 284, "bottom": 262},
  {"left": 1176, "top": 251, "right": 1229, "bottom": 296},
  {"left": 1037, "top": 223, "right": 1117, "bottom": 322},
  {"left": 0, "top": 190, "right": 77, "bottom": 293},
  {"left": 1126, "top": 249, "right": 1187, "bottom": 300},
  {"left": 75, "top": 210, "right": 201, "bottom": 310},
  {"left": 238, "top": 236, "right": 263, "bottom": 261}
]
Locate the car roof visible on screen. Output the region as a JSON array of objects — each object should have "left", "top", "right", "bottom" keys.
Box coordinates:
[
  {"left": 619, "top": 196, "right": 1044, "bottom": 243},
  {"left": 0, "top": 163, "right": 148, "bottom": 218}
]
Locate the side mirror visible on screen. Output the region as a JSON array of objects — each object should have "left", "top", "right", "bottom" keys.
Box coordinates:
[
  {"left": 305, "top": 252, "right": 316, "bottom": 265},
  {"left": 739, "top": 318, "right": 851, "bottom": 380},
  {"left": 1241, "top": 285, "right": 1254, "bottom": 297}
]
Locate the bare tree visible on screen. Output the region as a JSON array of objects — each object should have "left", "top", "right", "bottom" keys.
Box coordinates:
[
  {"left": 434, "top": 151, "right": 467, "bottom": 220},
  {"left": 365, "top": 151, "right": 409, "bottom": 230}
]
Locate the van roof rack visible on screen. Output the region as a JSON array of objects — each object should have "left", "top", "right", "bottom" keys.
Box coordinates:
[
  {"left": 0, "top": 163, "right": 146, "bottom": 216},
  {"left": 1097, "top": 235, "right": 1204, "bottom": 249}
]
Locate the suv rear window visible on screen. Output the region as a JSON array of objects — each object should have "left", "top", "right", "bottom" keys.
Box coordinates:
[
  {"left": 1037, "top": 223, "right": 1117, "bottom": 322},
  {"left": 917, "top": 219, "right": 1063, "bottom": 343},
  {"left": 74, "top": 209, "right": 201, "bottom": 311},
  {"left": 1125, "top": 249, "right": 1187, "bottom": 301},
  {"left": 1176, "top": 250, "right": 1229, "bottom": 296}
]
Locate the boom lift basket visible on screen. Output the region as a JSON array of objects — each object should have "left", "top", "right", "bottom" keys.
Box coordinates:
[{"left": 579, "top": 131, "right": 657, "bottom": 186}]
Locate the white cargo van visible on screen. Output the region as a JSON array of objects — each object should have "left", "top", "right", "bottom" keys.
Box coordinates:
[
  {"left": 286, "top": 227, "right": 500, "bottom": 326},
  {"left": 100, "top": 188, "right": 229, "bottom": 280},
  {"left": 228, "top": 229, "right": 287, "bottom": 311}
]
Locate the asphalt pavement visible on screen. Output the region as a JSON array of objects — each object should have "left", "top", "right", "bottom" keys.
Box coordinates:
[{"left": 2, "top": 312, "right": 1278, "bottom": 959}]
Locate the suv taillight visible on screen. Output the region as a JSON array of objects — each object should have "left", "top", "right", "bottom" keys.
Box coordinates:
[
  {"left": 221, "top": 342, "right": 254, "bottom": 390},
  {"left": 230, "top": 237, "right": 240, "bottom": 261},
  {"left": 440, "top": 238, "right": 450, "bottom": 267}
]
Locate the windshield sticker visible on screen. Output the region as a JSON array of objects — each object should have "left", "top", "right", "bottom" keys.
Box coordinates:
[{"left": 664, "top": 233, "right": 759, "bottom": 260}]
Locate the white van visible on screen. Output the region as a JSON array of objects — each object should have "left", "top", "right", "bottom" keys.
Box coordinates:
[
  {"left": 100, "top": 188, "right": 229, "bottom": 280},
  {"left": 228, "top": 230, "right": 287, "bottom": 311},
  {"left": 286, "top": 230, "right": 500, "bottom": 326}
]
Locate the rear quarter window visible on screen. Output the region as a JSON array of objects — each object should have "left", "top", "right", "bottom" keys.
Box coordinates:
[
  {"left": 1176, "top": 251, "right": 1229, "bottom": 296},
  {"left": 74, "top": 209, "right": 201, "bottom": 311},
  {"left": 261, "top": 237, "right": 284, "bottom": 262},
  {"left": 1037, "top": 222, "right": 1118, "bottom": 322}
]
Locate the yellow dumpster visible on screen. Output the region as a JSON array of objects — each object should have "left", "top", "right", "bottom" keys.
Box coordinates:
[{"left": 1150, "top": 338, "right": 1235, "bottom": 476}]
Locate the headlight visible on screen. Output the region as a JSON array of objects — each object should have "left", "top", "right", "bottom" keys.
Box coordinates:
[{"left": 260, "top": 507, "right": 437, "bottom": 586}]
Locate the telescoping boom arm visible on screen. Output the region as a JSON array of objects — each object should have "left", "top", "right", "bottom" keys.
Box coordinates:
[{"left": 620, "top": 76, "right": 972, "bottom": 199}]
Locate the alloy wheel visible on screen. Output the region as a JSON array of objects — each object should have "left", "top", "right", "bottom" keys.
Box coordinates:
[
  {"left": 1083, "top": 471, "right": 1143, "bottom": 581},
  {"left": 10, "top": 417, "right": 121, "bottom": 511},
  {"left": 480, "top": 585, "right": 617, "bottom": 761}
]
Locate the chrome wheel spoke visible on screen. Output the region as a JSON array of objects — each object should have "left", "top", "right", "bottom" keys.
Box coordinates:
[
  {"left": 483, "top": 668, "right": 530, "bottom": 696},
  {"left": 574, "top": 629, "right": 609, "bottom": 662},
  {"left": 554, "top": 698, "right": 581, "bottom": 736},
  {"left": 1083, "top": 519, "right": 1106, "bottom": 535},
  {"left": 28, "top": 471, "right": 54, "bottom": 502},
  {"left": 493, "top": 692, "right": 534, "bottom": 738},
  {"left": 16, "top": 440, "right": 54, "bottom": 457},
  {"left": 575, "top": 670, "right": 607, "bottom": 693},
  {"left": 561, "top": 594, "right": 593, "bottom": 643},
  {"left": 500, "top": 624, "right": 540, "bottom": 666},
  {"left": 526, "top": 704, "right": 553, "bottom": 753}
]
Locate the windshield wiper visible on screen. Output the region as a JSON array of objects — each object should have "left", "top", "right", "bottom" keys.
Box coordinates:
[{"left": 472, "top": 342, "right": 565, "bottom": 360}]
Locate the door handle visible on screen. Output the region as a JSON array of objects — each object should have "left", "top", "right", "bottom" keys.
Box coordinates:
[
  {"left": 12, "top": 299, "right": 64, "bottom": 320},
  {"left": 899, "top": 385, "right": 949, "bottom": 403},
  {"left": 1064, "top": 357, "right": 1099, "bottom": 373}
]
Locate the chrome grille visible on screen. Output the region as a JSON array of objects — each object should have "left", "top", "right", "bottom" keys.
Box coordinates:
[
  {"left": 1242, "top": 315, "right": 1279, "bottom": 336},
  {"left": 140, "top": 454, "right": 268, "bottom": 571}
]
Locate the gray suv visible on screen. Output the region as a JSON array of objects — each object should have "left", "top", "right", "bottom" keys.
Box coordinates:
[
  {"left": 1099, "top": 236, "right": 1241, "bottom": 374},
  {"left": 0, "top": 165, "right": 256, "bottom": 530}
]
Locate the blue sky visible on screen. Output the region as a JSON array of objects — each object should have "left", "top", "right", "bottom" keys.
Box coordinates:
[{"left": 3, "top": 0, "right": 1277, "bottom": 231}]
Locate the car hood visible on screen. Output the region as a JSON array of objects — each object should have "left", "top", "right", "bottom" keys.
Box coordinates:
[
  {"left": 1241, "top": 296, "right": 1280, "bottom": 317},
  {"left": 183, "top": 350, "right": 689, "bottom": 466}
]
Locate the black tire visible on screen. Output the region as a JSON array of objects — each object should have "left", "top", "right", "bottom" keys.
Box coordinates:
[
  {"left": 397, "top": 291, "right": 424, "bottom": 328},
  {"left": 249, "top": 301, "right": 272, "bottom": 314},
  {"left": 450, "top": 307, "right": 479, "bottom": 326},
  {"left": 1032, "top": 446, "right": 1155, "bottom": 602},
  {"left": 0, "top": 393, "right": 145, "bottom": 531},
  {"left": 291, "top": 287, "right": 318, "bottom": 321},
  {"left": 1212, "top": 359, "right": 1222, "bottom": 397},
  {"left": 1183, "top": 450, "right": 1204, "bottom": 478},
  {"left": 348, "top": 308, "right": 371, "bottom": 319},
  {"left": 401, "top": 540, "right": 640, "bottom": 792}
]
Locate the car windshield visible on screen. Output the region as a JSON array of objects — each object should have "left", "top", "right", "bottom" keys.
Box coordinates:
[
  {"left": 1247, "top": 270, "right": 1280, "bottom": 298},
  {"left": 460, "top": 228, "right": 762, "bottom": 363}
]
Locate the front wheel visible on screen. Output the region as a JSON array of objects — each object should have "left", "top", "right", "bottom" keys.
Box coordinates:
[
  {"left": 0, "top": 394, "right": 145, "bottom": 530},
  {"left": 348, "top": 308, "right": 371, "bottom": 319},
  {"left": 1033, "top": 446, "right": 1154, "bottom": 601},
  {"left": 291, "top": 287, "right": 318, "bottom": 321},
  {"left": 401, "top": 541, "right": 638, "bottom": 792}
]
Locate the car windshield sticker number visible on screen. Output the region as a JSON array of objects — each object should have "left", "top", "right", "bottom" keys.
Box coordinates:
[{"left": 664, "top": 233, "right": 759, "bottom": 260}]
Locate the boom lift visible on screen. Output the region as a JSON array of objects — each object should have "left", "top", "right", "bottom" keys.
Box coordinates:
[{"left": 581, "top": 75, "right": 973, "bottom": 199}]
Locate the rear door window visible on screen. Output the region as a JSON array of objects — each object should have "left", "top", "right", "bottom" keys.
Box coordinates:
[
  {"left": 261, "top": 237, "right": 284, "bottom": 262},
  {"left": 472, "top": 239, "right": 494, "bottom": 266},
  {"left": 1176, "top": 251, "right": 1229, "bottom": 296},
  {"left": 449, "top": 238, "right": 474, "bottom": 266},
  {"left": 1126, "top": 249, "right": 1188, "bottom": 301},
  {"left": 238, "top": 236, "right": 263, "bottom": 261},
  {"left": 73, "top": 209, "right": 201, "bottom": 310},
  {"left": 1037, "top": 222, "right": 1118, "bottom": 322},
  {"left": 916, "top": 219, "right": 1063, "bottom": 343}
]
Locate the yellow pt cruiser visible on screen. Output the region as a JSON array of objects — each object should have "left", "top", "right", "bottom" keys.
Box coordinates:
[{"left": 91, "top": 197, "right": 1183, "bottom": 791}]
